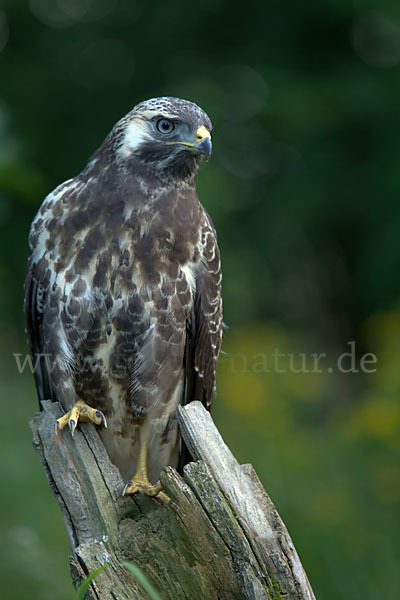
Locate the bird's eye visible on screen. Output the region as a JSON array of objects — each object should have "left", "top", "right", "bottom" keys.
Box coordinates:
[{"left": 156, "top": 118, "right": 175, "bottom": 134}]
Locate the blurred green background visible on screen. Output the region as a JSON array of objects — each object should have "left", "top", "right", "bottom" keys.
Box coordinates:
[{"left": 1, "top": 0, "right": 400, "bottom": 598}]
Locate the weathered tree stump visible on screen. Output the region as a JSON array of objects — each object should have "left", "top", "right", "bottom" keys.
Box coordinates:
[{"left": 30, "top": 400, "right": 316, "bottom": 600}]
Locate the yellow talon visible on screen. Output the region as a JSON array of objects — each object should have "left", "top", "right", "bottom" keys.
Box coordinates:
[
  {"left": 123, "top": 440, "right": 170, "bottom": 504},
  {"left": 55, "top": 399, "right": 107, "bottom": 436}
]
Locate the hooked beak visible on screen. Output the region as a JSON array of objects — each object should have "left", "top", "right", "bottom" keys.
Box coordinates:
[
  {"left": 166, "top": 125, "right": 212, "bottom": 160},
  {"left": 193, "top": 126, "right": 212, "bottom": 160}
]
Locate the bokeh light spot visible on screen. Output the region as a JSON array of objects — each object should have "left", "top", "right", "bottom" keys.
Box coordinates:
[
  {"left": 352, "top": 11, "right": 400, "bottom": 68},
  {"left": 30, "top": 0, "right": 118, "bottom": 28}
]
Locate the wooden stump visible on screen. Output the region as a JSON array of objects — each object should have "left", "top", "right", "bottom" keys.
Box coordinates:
[{"left": 30, "top": 400, "right": 316, "bottom": 600}]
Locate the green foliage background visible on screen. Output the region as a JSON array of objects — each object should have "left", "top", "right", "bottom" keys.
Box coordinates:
[{"left": 1, "top": 1, "right": 399, "bottom": 598}]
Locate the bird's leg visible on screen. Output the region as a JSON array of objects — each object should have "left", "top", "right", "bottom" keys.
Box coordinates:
[
  {"left": 55, "top": 399, "right": 107, "bottom": 436},
  {"left": 123, "top": 440, "right": 170, "bottom": 504}
]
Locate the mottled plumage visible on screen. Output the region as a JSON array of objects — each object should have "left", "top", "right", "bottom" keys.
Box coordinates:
[{"left": 25, "top": 97, "right": 222, "bottom": 485}]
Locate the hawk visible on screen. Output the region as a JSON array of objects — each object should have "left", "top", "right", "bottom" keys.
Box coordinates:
[{"left": 25, "top": 97, "right": 222, "bottom": 502}]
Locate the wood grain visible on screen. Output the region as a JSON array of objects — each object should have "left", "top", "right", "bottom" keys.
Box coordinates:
[{"left": 30, "top": 400, "right": 316, "bottom": 599}]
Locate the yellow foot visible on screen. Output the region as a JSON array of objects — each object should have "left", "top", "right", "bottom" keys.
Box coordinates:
[
  {"left": 123, "top": 478, "right": 170, "bottom": 504},
  {"left": 122, "top": 439, "right": 170, "bottom": 504},
  {"left": 55, "top": 399, "right": 107, "bottom": 436}
]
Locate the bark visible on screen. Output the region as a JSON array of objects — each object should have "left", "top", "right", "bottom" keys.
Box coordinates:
[{"left": 30, "top": 400, "right": 316, "bottom": 600}]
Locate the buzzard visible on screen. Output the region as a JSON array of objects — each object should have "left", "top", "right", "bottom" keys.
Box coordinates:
[{"left": 25, "top": 97, "right": 222, "bottom": 503}]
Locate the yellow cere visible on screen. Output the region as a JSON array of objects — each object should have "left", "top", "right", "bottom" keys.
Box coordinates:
[{"left": 195, "top": 125, "right": 211, "bottom": 141}]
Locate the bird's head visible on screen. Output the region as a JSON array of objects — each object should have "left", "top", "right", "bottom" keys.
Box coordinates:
[{"left": 115, "top": 97, "right": 212, "bottom": 182}]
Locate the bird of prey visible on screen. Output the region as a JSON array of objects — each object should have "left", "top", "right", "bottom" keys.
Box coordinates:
[{"left": 25, "top": 97, "right": 222, "bottom": 502}]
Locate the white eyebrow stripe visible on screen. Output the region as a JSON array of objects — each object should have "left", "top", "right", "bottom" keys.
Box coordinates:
[{"left": 117, "top": 119, "right": 152, "bottom": 158}]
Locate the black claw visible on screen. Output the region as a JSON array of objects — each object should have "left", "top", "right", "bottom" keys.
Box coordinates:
[
  {"left": 69, "top": 419, "right": 77, "bottom": 436},
  {"left": 122, "top": 481, "right": 132, "bottom": 496},
  {"left": 96, "top": 410, "right": 107, "bottom": 428}
]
